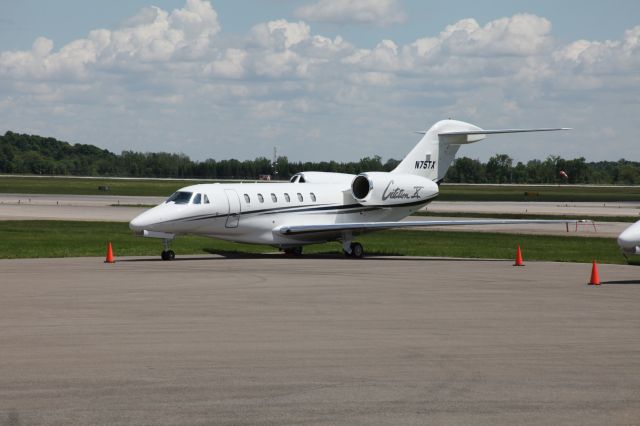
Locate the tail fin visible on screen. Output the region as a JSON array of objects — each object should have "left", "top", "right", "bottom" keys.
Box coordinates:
[{"left": 392, "top": 119, "right": 570, "bottom": 182}]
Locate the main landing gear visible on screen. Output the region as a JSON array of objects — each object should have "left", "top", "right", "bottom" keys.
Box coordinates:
[
  {"left": 343, "top": 241, "right": 364, "bottom": 259},
  {"left": 283, "top": 246, "right": 303, "bottom": 256},
  {"left": 161, "top": 238, "right": 175, "bottom": 261}
]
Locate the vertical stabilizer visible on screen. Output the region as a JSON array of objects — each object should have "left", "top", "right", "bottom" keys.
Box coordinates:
[{"left": 392, "top": 119, "right": 484, "bottom": 182}]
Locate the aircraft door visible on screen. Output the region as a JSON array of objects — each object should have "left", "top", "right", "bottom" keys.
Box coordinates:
[{"left": 224, "top": 189, "right": 241, "bottom": 228}]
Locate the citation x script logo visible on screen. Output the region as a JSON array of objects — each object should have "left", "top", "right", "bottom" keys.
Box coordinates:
[
  {"left": 382, "top": 181, "right": 425, "bottom": 201},
  {"left": 415, "top": 154, "right": 436, "bottom": 170}
]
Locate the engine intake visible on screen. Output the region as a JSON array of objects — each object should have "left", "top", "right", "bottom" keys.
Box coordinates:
[{"left": 351, "top": 175, "right": 372, "bottom": 199}]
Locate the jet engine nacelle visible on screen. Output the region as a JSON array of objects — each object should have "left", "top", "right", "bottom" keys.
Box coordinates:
[{"left": 351, "top": 172, "right": 438, "bottom": 206}]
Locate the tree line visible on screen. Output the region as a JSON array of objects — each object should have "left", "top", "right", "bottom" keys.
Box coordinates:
[{"left": 1, "top": 131, "right": 638, "bottom": 184}]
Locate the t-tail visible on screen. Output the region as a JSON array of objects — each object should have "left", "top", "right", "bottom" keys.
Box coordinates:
[{"left": 392, "top": 119, "right": 570, "bottom": 183}]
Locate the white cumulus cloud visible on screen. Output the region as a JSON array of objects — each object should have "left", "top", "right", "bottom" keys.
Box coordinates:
[
  {"left": 0, "top": 0, "right": 220, "bottom": 81},
  {"left": 295, "top": 0, "right": 406, "bottom": 26},
  {"left": 249, "top": 19, "right": 311, "bottom": 50}
]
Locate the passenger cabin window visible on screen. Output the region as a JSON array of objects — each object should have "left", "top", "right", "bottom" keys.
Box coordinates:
[
  {"left": 166, "top": 191, "right": 192, "bottom": 204},
  {"left": 297, "top": 193, "right": 303, "bottom": 202},
  {"left": 244, "top": 194, "right": 250, "bottom": 203},
  {"left": 258, "top": 193, "right": 264, "bottom": 203},
  {"left": 271, "top": 193, "right": 277, "bottom": 202},
  {"left": 204, "top": 194, "right": 210, "bottom": 204},
  {"left": 310, "top": 192, "right": 316, "bottom": 202},
  {"left": 284, "top": 193, "right": 290, "bottom": 202},
  {"left": 193, "top": 193, "right": 202, "bottom": 204}
]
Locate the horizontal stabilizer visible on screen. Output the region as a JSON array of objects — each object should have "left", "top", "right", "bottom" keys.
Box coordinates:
[
  {"left": 415, "top": 128, "right": 570, "bottom": 135},
  {"left": 439, "top": 128, "right": 571, "bottom": 136},
  {"left": 437, "top": 127, "right": 570, "bottom": 144}
]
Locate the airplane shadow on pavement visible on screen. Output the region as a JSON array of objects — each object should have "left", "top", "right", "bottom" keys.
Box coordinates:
[
  {"left": 602, "top": 279, "right": 640, "bottom": 285},
  {"left": 117, "top": 251, "right": 510, "bottom": 263}
]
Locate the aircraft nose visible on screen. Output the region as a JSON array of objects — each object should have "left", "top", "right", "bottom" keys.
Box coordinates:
[
  {"left": 618, "top": 232, "right": 635, "bottom": 250},
  {"left": 129, "top": 213, "right": 147, "bottom": 233},
  {"left": 617, "top": 221, "right": 640, "bottom": 254},
  {"left": 129, "top": 209, "right": 160, "bottom": 233}
]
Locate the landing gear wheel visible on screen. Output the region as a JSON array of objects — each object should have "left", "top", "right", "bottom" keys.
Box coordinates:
[
  {"left": 350, "top": 242, "right": 364, "bottom": 258},
  {"left": 284, "top": 247, "right": 303, "bottom": 256},
  {"left": 344, "top": 242, "right": 364, "bottom": 258},
  {"left": 161, "top": 250, "right": 175, "bottom": 261}
]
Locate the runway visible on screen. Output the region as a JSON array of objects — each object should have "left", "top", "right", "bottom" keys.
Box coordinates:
[
  {"left": 0, "top": 194, "right": 158, "bottom": 222},
  {"left": 1, "top": 256, "right": 639, "bottom": 425},
  {"left": 0, "top": 194, "right": 635, "bottom": 237},
  {"left": 428, "top": 200, "right": 640, "bottom": 217}
]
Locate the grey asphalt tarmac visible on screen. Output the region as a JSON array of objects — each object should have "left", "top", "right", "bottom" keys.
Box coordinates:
[{"left": 1, "top": 256, "right": 639, "bottom": 425}]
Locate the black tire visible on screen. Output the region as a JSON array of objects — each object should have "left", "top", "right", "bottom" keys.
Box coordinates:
[
  {"left": 292, "top": 246, "right": 303, "bottom": 256},
  {"left": 350, "top": 242, "right": 364, "bottom": 259},
  {"left": 161, "top": 250, "right": 175, "bottom": 261}
]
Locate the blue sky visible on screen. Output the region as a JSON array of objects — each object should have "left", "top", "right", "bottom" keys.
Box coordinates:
[{"left": 1, "top": 0, "right": 639, "bottom": 162}]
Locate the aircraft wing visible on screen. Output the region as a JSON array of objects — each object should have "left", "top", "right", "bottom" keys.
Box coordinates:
[{"left": 277, "top": 219, "right": 586, "bottom": 235}]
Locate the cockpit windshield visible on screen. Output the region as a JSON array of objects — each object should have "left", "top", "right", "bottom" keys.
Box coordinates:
[
  {"left": 166, "top": 191, "right": 193, "bottom": 204},
  {"left": 289, "top": 174, "right": 306, "bottom": 183}
]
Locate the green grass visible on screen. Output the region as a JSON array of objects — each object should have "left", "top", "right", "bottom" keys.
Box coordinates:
[
  {"left": 0, "top": 220, "right": 636, "bottom": 265},
  {"left": 359, "top": 229, "right": 637, "bottom": 265},
  {"left": 439, "top": 184, "right": 640, "bottom": 202},
  {"left": 0, "top": 221, "right": 272, "bottom": 258}
]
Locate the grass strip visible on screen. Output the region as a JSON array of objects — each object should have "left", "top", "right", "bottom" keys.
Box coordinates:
[{"left": 0, "top": 220, "right": 636, "bottom": 265}]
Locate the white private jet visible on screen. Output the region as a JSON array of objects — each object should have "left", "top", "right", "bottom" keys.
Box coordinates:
[
  {"left": 130, "top": 119, "right": 574, "bottom": 260},
  {"left": 618, "top": 220, "right": 640, "bottom": 257}
]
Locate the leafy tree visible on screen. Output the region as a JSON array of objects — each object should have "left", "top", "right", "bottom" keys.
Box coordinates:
[
  {"left": 1, "top": 130, "right": 639, "bottom": 184},
  {"left": 486, "top": 154, "right": 513, "bottom": 183}
]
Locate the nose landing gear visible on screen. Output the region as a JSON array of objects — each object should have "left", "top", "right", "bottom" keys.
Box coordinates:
[{"left": 161, "top": 238, "right": 175, "bottom": 261}]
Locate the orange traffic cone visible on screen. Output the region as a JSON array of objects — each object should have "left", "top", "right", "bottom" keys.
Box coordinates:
[
  {"left": 589, "top": 260, "right": 600, "bottom": 285},
  {"left": 514, "top": 245, "right": 524, "bottom": 266},
  {"left": 105, "top": 242, "right": 115, "bottom": 263}
]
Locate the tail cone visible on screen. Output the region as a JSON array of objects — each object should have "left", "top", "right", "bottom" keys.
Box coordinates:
[
  {"left": 589, "top": 260, "right": 600, "bottom": 285},
  {"left": 514, "top": 245, "right": 524, "bottom": 266},
  {"left": 105, "top": 242, "right": 115, "bottom": 264}
]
